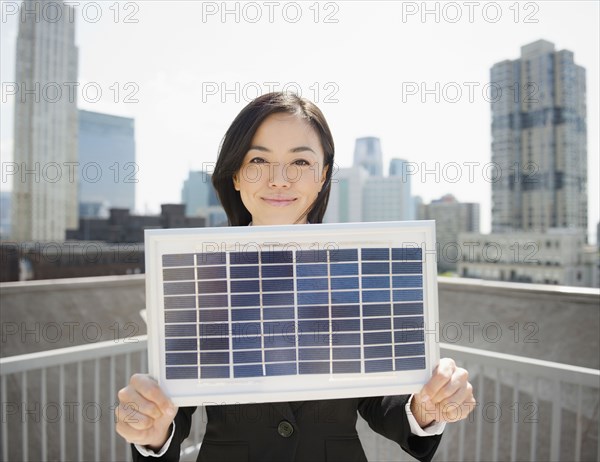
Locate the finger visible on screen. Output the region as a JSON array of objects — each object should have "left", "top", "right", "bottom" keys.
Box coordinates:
[
  {"left": 115, "top": 417, "right": 152, "bottom": 445},
  {"left": 440, "top": 395, "right": 477, "bottom": 423},
  {"left": 115, "top": 402, "right": 154, "bottom": 431},
  {"left": 118, "top": 387, "right": 163, "bottom": 420},
  {"left": 420, "top": 358, "right": 456, "bottom": 401},
  {"left": 438, "top": 380, "right": 473, "bottom": 412},
  {"left": 430, "top": 367, "right": 469, "bottom": 404},
  {"left": 130, "top": 374, "right": 176, "bottom": 416}
]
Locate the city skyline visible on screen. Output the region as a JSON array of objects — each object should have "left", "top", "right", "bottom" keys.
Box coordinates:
[{"left": 1, "top": 1, "right": 598, "bottom": 242}]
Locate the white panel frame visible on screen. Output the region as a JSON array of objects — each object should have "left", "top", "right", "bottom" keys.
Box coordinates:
[{"left": 145, "top": 221, "right": 440, "bottom": 406}]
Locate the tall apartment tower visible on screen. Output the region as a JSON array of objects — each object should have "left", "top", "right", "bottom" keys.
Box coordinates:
[
  {"left": 11, "top": 0, "right": 79, "bottom": 241},
  {"left": 78, "top": 110, "right": 136, "bottom": 217},
  {"left": 353, "top": 137, "right": 383, "bottom": 177},
  {"left": 490, "top": 39, "right": 587, "bottom": 233}
]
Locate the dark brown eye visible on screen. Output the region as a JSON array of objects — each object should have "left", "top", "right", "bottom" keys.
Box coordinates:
[{"left": 249, "top": 157, "right": 266, "bottom": 164}]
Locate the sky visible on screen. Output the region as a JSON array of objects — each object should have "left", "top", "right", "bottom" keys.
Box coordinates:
[{"left": 1, "top": 0, "right": 599, "bottom": 241}]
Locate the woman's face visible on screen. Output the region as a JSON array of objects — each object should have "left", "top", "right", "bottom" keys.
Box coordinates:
[{"left": 233, "top": 113, "right": 328, "bottom": 226}]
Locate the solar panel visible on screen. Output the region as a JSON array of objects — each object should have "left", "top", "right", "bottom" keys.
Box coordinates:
[{"left": 145, "top": 221, "right": 440, "bottom": 406}]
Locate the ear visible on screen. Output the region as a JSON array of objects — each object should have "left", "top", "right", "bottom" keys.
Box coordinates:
[{"left": 233, "top": 172, "right": 241, "bottom": 191}]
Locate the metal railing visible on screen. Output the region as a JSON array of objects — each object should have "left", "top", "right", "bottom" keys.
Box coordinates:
[{"left": 1, "top": 337, "right": 598, "bottom": 461}]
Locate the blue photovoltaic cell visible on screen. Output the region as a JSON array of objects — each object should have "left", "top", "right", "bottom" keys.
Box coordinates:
[
  {"left": 362, "top": 276, "right": 390, "bottom": 289},
  {"left": 165, "top": 310, "right": 196, "bottom": 323},
  {"left": 333, "top": 362, "right": 361, "bottom": 373},
  {"left": 230, "top": 266, "right": 259, "bottom": 278},
  {"left": 332, "top": 305, "right": 360, "bottom": 318},
  {"left": 298, "top": 305, "right": 329, "bottom": 319},
  {"left": 362, "top": 248, "right": 390, "bottom": 260},
  {"left": 163, "top": 254, "right": 194, "bottom": 267},
  {"left": 392, "top": 248, "right": 422, "bottom": 261},
  {"left": 166, "top": 367, "right": 197, "bottom": 379},
  {"left": 200, "top": 352, "right": 230, "bottom": 364},
  {"left": 196, "top": 252, "right": 226, "bottom": 265},
  {"left": 263, "top": 307, "right": 295, "bottom": 320},
  {"left": 266, "top": 362, "right": 297, "bottom": 376},
  {"left": 393, "top": 303, "right": 423, "bottom": 316},
  {"left": 331, "top": 277, "right": 359, "bottom": 290},
  {"left": 297, "top": 264, "right": 328, "bottom": 277},
  {"left": 392, "top": 262, "right": 422, "bottom": 274},
  {"left": 333, "top": 347, "right": 361, "bottom": 360},
  {"left": 165, "top": 324, "right": 197, "bottom": 337},
  {"left": 329, "top": 249, "right": 358, "bottom": 262},
  {"left": 331, "top": 291, "right": 360, "bottom": 304},
  {"left": 265, "top": 349, "right": 296, "bottom": 362},
  {"left": 198, "top": 309, "right": 228, "bottom": 323},
  {"left": 164, "top": 282, "right": 195, "bottom": 295},
  {"left": 198, "top": 280, "right": 228, "bottom": 293},
  {"left": 362, "top": 304, "right": 391, "bottom": 317},
  {"left": 230, "top": 279, "right": 260, "bottom": 293},
  {"left": 297, "top": 278, "right": 328, "bottom": 291},
  {"left": 161, "top": 246, "right": 428, "bottom": 381},
  {"left": 261, "top": 265, "right": 293, "bottom": 278},
  {"left": 163, "top": 267, "right": 195, "bottom": 281},
  {"left": 296, "top": 250, "right": 328, "bottom": 263},
  {"left": 261, "top": 251, "right": 293, "bottom": 264},
  {"left": 197, "top": 266, "right": 227, "bottom": 279},
  {"left": 263, "top": 278, "right": 294, "bottom": 292},
  {"left": 330, "top": 263, "right": 359, "bottom": 276},
  {"left": 232, "top": 308, "right": 261, "bottom": 321},
  {"left": 166, "top": 353, "right": 197, "bottom": 365},
  {"left": 230, "top": 252, "right": 259, "bottom": 264},
  {"left": 164, "top": 296, "right": 195, "bottom": 309}
]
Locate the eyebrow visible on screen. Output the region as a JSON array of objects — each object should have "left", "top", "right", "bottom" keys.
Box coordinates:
[{"left": 248, "top": 145, "right": 317, "bottom": 154}]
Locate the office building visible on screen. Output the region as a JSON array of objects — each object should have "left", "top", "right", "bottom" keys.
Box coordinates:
[
  {"left": 353, "top": 137, "right": 383, "bottom": 177},
  {"left": 181, "top": 171, "right": 226, "bottom": 226},
  {"left": 490, "top": 39, "right": 587, "bottom": 233},
  {"left": 418, "top": 194, "right": 480, "bottom": 272},
  {"left": 11, "top": 0, "right": 79, "bottom": 241},
  {"left": 78, "top": 110, "right": 136, "bottom": 216}
]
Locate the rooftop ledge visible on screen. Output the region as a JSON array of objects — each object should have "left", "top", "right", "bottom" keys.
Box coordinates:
[{"left": 1, "top": 274, "right": 598, "bottom": 297}]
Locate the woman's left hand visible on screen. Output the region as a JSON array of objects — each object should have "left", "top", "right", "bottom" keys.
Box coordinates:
[{"left": 410, "top": 357, "right": 476, "bottom": 428}]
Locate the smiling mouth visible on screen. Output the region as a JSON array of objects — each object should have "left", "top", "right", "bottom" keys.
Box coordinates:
[{"left": 262, "top": 197, "right": 297, "bottom": 207}]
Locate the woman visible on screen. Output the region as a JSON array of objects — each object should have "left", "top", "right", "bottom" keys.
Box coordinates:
[{"left": 116, "top": 92, "right": 475, "bottom": 462}]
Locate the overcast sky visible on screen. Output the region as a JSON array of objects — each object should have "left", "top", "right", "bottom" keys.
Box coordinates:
[{"left": 1, "top": 1, "right": 598, "bottom": 240}]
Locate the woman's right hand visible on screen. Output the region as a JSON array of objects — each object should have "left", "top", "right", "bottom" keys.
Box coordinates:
[{"left": 115, "top": 373, "right": 178, "bottom": 450}]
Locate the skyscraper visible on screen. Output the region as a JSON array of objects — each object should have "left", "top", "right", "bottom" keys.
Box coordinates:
[
  {"left": 353, "top": 137, "right": 383, "bottom": 177},
  {"left": 11, "top": 0, "right": 79, "bottom": 241},
  {"left": 418, "top": 194, "right": 480, "bottom": 271},
  {"left": 490, "top": 39, "right": 587, "bottom": 233},
  {"left": 78, "top": 110, "right": 136, "bottom": 217},
  {"left": 181, "top": 170, "right": 226, "bottom": 226}
]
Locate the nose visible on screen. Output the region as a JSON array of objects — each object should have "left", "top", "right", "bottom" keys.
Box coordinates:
[{"left": 268, "top": 162, "right": 290, "bottom": 188}]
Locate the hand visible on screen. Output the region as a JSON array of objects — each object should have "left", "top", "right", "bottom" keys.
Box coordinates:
[
  {"left": 115, "top": 374, "right": 178, "bottom": 450},
  {"left": 410, "top": 358, "right": 475, "bottom": 428}
]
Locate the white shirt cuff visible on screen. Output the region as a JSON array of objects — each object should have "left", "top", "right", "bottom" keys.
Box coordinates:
[
  {"left": 134, "top": 422, "right": 176, "bottom": 457},
  {"left": 405, "top": 394, "right": 446, "bottom": 436}
]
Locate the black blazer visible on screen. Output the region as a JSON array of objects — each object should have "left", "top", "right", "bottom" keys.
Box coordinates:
[{"left": 132, "top": 396, "right": 442, "bottom": 462}]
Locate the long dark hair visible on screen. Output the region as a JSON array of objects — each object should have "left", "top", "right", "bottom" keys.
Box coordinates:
[{"left": 211, "top": 92, "right": 335, "bottom": 226}]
